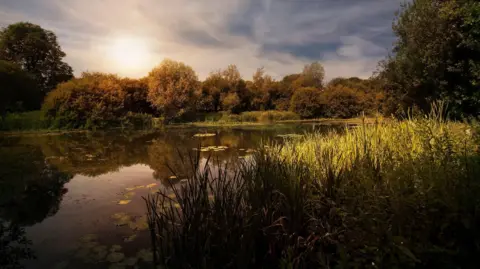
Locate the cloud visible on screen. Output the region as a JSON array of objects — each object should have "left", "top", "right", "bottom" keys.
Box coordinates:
[{"left": 0, "top": 0, "right": 402, "bottom": 81}]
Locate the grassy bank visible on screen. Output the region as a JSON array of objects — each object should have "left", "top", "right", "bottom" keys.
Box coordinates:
[{"left": 146, "top": 115, "right": 480, "bottom": 268}]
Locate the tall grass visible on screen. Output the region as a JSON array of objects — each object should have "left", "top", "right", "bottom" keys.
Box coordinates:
[{"left": 145, "top": 113, "right": 480, "bottom": 268}]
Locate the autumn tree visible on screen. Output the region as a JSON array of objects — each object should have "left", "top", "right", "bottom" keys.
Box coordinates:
[
  {"left": 198, "top": 71, "right": 226, "bottom": 112},
  {"left": 0, "top": 22, "right": 73, "bottom": 105},
  {"left": 147, "top": 59, "right": 199, "bottom": 121},
  {"left": 379, "top": 0, "right": 480, "bottom": 116},
  {"left": 249, "top": 67, "right": 278, "bottom": 110},
  {"left": 289, "top": 87, "right": 326, "bottom": 118},
  {"left": 42, "top": 72, "right": 126, "bottom": 129},
  {"left": 120, "top": 78, "right": 153, "bottom": 114}
]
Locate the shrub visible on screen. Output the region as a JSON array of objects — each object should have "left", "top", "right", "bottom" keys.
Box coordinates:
[
  {"left": 42, "top": 73, "right": 126, "bottom": 129},
  {"left": 258, "top": 110, "right": 300, "bottom": 122},
  {"left": 289, "top": 87, "right": 326, "bottom": 118}
]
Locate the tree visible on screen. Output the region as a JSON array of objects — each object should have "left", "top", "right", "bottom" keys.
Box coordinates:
[
  {"left": 0, "top": 60, "right": 38, "bottom": 118},
  {"left": 42, "top": 72, "right": 126, "bottom": 129},
  {"left": 0, "top": 22, "right": 73, "bottom": 103},
  {"left": 198, "top": 71, "right": 226, "bottom": 112},
  {"left": 147, "top": 59, "right": 199, "bottom": 121},
  {"left": 301, "top": 62, "right": 325, "bottom": 88},
  {"left": 120, "top": 78, "right": 154, "bottom": 114},
  {"left": 322, "top": 85, "right": 366, "bottom": 118},
  {"left": 379, "top": 0, "right": 480, "bottom": 116},
  {"left": 249, "top": 67, "right": 278, "bottom": 110},
  {"left": 289, "top": 87, "right": 326, "bottom": 118}
]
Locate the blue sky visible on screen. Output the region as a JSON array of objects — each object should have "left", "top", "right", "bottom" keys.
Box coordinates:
[{"left": 0, "top": 0, "right": 404, "bottom": 80}]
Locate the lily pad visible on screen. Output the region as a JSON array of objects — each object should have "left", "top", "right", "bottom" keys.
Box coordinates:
[
  {"left": 110, "top": 245, "right": 122, "bottom": 252},
  {"left": 123, "top": 192, "right": 135, "bottom": 199},
  {"left": 79, "top": 234, "right": 97, "bottom": 243},
  {"left": 193, "top": 133, "right": 216, "bottom": 137},
  {"left": 107, "top": 252, "right": 125, "bottom": 263},
  {"left": 123, "top": 234, "right": 137, "bottom": 242},
  {"left": 137, "top": 249, "right": 154, "bottom": 262},
  {"left": 118, "top": 200, "right": 131, "bottom": 205},
  {"left": 167, "top": 193, "right": 176, "bottom": 199},
  {"left": 169, "top": 175, "right": 177, "bottom": 179},
  {"left": 146, "top": 183, "right": 157, "bottom": 188},
  {"left": 124, "top": 257, "right": 138, "bottom": 266},
  {"left": 174, "top": 203, "right": 181, "bottom": 209}
]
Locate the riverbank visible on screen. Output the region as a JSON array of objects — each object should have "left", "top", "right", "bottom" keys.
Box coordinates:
[
  {"left": 1, "top": 110, "right": 383, "bottom": 135},
  {"left": 147, "top": 116, "right": 480, "bottom": 268}
]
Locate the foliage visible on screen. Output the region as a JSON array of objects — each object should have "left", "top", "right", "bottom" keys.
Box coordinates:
[
  {"left": 0, "top": 111, "right": 49, "bottom": 131},
  {"left": 146, "top": 113, "right": 480, "bottom": 268},
  {"left": 0, "top": 60, "right": 38, "bottom": 116},
  {"left": 321, "top": 85, "right": 367, "bottom": 118},
  {"left": 120, "top": 78, "right": 154, "bottom": 114},
  {"left": 42, "top": 72, "right": 126, "bottom": 129},
  {"left": 0, "top": 22, "right": 73, "bottom": 101},
  {"left": 147, "top": 59, "right": 199, "bottom": 122},
  {"left": 289, "top": 87, "right": 326, "bottom": 118},
  {"left": 379, "top": 0, "right": 480, "bottom": 117}
]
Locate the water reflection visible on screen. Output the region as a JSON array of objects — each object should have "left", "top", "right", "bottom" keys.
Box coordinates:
[{"left": 0, "top": 124, "right": 338, "bottom": 268}]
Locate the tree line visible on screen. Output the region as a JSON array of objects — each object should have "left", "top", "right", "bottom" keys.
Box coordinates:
[{"left": 1, "top": 0, "right": 479, "bottom": 128}]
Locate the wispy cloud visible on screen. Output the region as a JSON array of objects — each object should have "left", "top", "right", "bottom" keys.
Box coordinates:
[{"left": 0, "top": 0, "right": 402, "bottom": 80}]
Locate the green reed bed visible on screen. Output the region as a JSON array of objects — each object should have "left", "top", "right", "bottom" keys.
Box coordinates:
[{"left": 145, "top": 115, "right": 480, "bottom": 268}]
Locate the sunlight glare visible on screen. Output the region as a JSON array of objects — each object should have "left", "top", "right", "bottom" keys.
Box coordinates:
[{"left": 108, "top": 36, "right": 152, "bottom": 74}]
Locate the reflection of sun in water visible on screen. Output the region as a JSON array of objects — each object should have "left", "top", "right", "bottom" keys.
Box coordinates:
[{"left": 108, "top": 37, "right": 152, "bottom": 73}]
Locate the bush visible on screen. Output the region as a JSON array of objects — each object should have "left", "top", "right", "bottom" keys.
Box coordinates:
[
  {"left": 289, "top": 87, "right": 326, "bottom": 118},
  {"left": 42, "top": 73, "right": 125, "bottom": 129},
  {"left": 0, "top": 111, "right": 48, "bottom": 131},
  {"left": 258, "top": 110, "right": 300, "bottom": 122}
]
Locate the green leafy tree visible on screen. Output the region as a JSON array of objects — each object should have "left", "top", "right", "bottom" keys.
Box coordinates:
[
  {"left": 197, "top": 71, "right": 226, "bottom": 112},
  {"left": 147, "top": 59, "right": 199, "bottom": 121},
  {"left": 379, "top": 0, "right": 480, "bottom": 116},
  {"left": 0, "top": 22, "right": 73, "bottom": 104},
  {"left": 323, "top": 85, "right": 366, "bottom": 118},
  {"left": 0, "top": 60, "right": 38, "bottom": 118},
  {"left": 289, "top": 87, "right": 326, "bottom": 118}
]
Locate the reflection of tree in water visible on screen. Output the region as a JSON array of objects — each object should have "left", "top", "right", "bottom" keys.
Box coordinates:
[
  {"left": 0, "top": 140, "right": 74, "bottom": 267},
  {"left": 30, "top": 132, "right": 155, "bottom": 176},
  {"left": 0, "top": 144, "right": 73, "bottom": 226},
  {"left": 0, "top": 221, "right": 35, "bottom": 269}
]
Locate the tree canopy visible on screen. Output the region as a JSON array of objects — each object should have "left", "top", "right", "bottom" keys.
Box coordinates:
[
  {"left": 0, "top": 22, "right": 73, "bottom": 102},
  {"left": 379, "top": 0, "right": 480, "bottom": 116}
]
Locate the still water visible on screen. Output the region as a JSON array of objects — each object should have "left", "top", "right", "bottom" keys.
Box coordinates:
[{"left": 0, "top": 123, "right": 339, "bottom": 269}]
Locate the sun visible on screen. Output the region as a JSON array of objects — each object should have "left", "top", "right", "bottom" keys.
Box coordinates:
[{"left": 108, "top": 36, "right": 151, "bottom": 73}]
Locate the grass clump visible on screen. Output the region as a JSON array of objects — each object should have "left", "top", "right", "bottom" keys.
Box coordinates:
[{"left": 145, "top": 112, "right": 480, "bottom": 268}]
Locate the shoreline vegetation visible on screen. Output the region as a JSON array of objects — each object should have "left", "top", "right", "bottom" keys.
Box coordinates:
[
  {"left": 146, "top": 113, "right": 480, "bottom": 268},
  {"left": 0, "top": 110, "right": 383, "bottom": 135}
]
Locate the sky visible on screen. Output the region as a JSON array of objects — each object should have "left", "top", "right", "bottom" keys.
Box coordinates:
[{"left": 0, "top": 0, "right": 404, "bottom": 81}]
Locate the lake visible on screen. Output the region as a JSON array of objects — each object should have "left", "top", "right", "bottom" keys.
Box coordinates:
[{"left": 0, "top": 123, "right": 341, "bottom": 269}]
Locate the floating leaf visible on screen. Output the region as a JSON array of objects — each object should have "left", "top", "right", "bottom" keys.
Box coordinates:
[
  {"left": 123, "top": 234, "right": 137, "bottom": 242},
  {"left": 146, "top": 183, "right": 157, "bottom": 188},
  {"left": 124, "top": 257, "right": 138, "bottom": 266},
  {"left": 193, "top": 133, "right": 216, "bottom": 137},
  {"left": 174, "top": 203, "right": 181, "bottom": 209},
  {"left": 118, "top": 200, "right": 131, "bottom": 205},
  {"left": 169, "top": 175, "right": 177, "bottom": 179},
  {"left": 110, "top": 245, "right": 122, "bottom": 252},
  {"left": 107, "top": 252, "right": 125, "bottom": 263},
  {"left": 137, "top": 249, "right": 154, "bottom": 262},
  {"left": 123, "top": 192, "right": 135, "bottom": 199},
  {"left": 168, "top": 193, "right": 176, "bottom": 199},
  {"left": 79, "top": 234, "right": 97, "bottom": 243}
]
